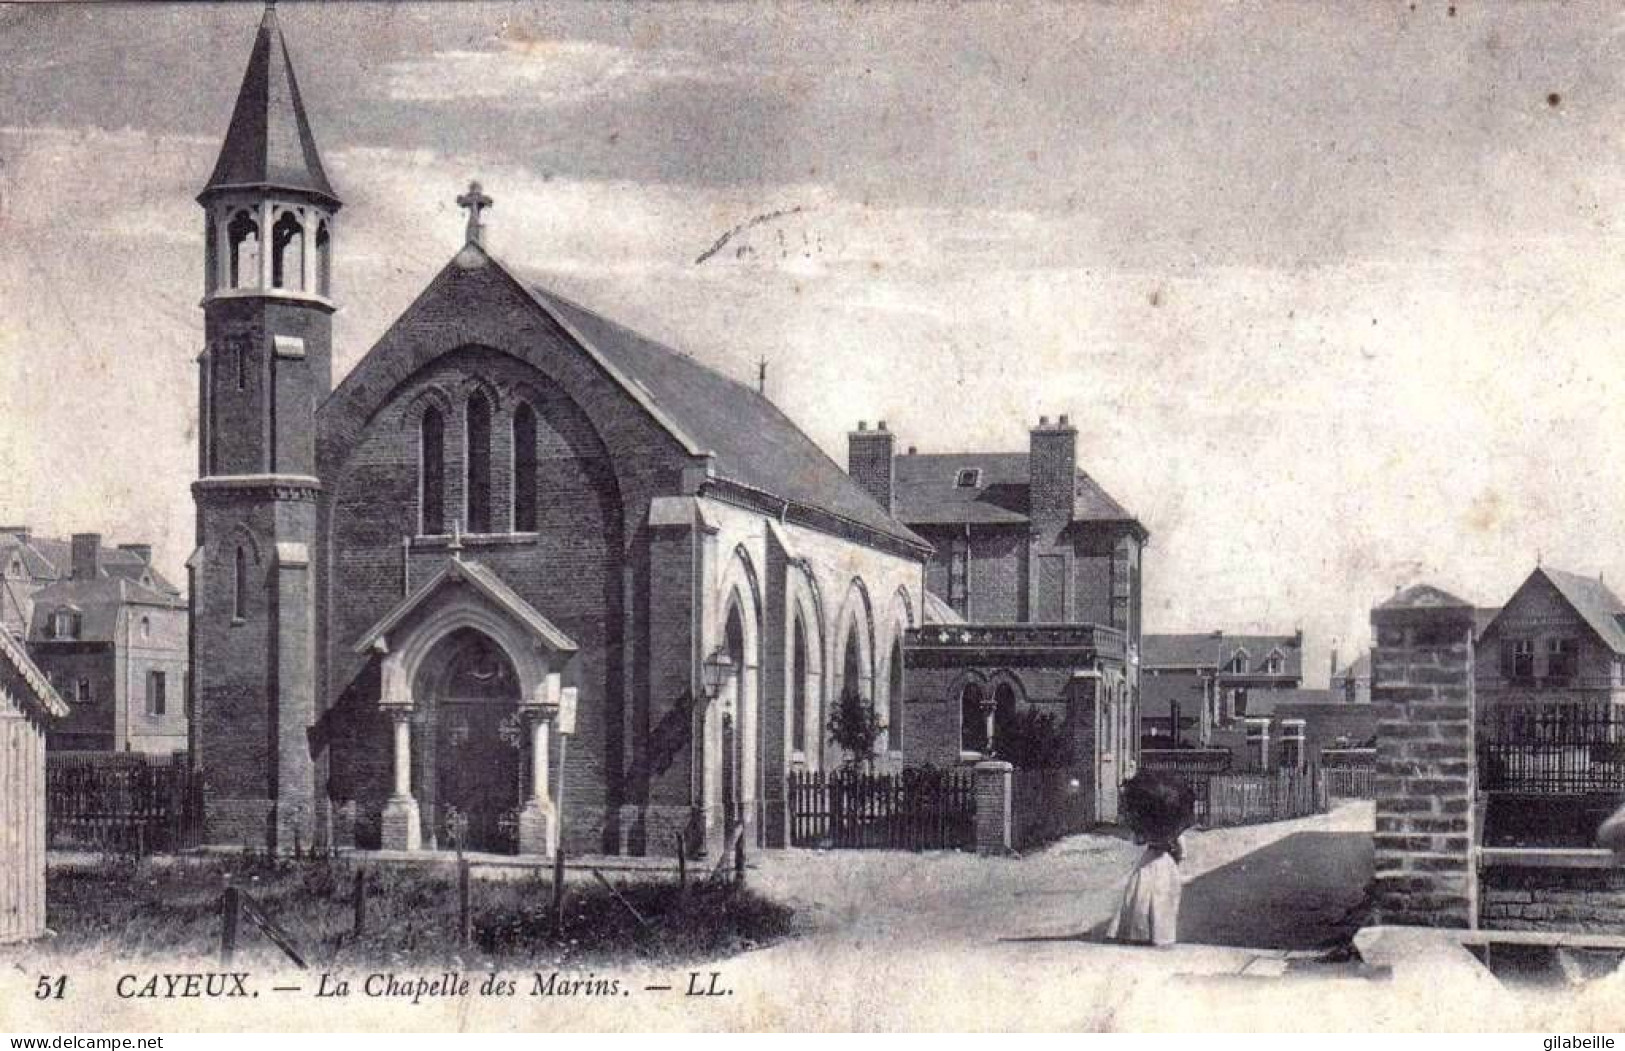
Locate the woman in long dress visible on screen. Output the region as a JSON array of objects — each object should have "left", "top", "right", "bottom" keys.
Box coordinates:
[
  {"left": 1106, "top": 833, "right": 1184, "bottom": 946},
  {"left": 1106, "top": 770, "right": 1195, "bottom": 947}
]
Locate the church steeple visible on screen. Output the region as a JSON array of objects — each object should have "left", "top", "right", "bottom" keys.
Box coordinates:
[{"left": 202, "top": 2, "right": 338, "bottom": 206}]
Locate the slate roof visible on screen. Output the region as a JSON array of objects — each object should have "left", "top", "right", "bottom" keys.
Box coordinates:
[
  {"left": 892, "top": 452, "right": 1144, "bottom": 536},
  {"left": 1219, "top": 634, "right": 1304, "bottom": 679},
  {"left": 502, "top": 257, "right": 928, "bottom": 553},
  {"left": 1484, "top": 567, "right": 1625, "bottom": 656},
  {"left": 27, "top": 577, "right": 185, "bottom": 645},
  {"left": 0, "top": 532, "right": 180, "bottom": 596},
  {"left": 201, "top": 5, "right": 338, "bottom": 205},
  {"left": 1143, "top": 633, "right": 1224, "bottom": 669}
]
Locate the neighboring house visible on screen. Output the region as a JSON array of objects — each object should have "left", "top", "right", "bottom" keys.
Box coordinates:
[
  {"left": 848, "top": 417, "right": 1149, "bottom": 821},
  {"left": 1476, "top": 567, "right": 1625, "bottom": 703},
  {"left": 0, "top": 625, "right": 68, "bottom": 943},
  {"left": 1, "top": 526, "right": 177, "bottom": 640},
  {"left": 189, "top": 7, "right": 931, "bottom": 859},
  {"left": 24, "top": 534, "right": 188, "bottom": 754},
  {"left": 1140, "top": 630, "right": 1304, "bottom": 747},
  {"left": 1474, "top": 566, "right": 1625, "bottom": 845}
]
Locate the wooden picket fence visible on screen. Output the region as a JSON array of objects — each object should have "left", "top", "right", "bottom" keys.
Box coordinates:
[
  {"left": 46, "top": 751, "right": 202, "bottom": 855},
  {"left": 787, "top": 767, "right": 975, "bottom": 850},
  {"left": 1199, "top": 768, "right": 1327, "bottom": 827}
]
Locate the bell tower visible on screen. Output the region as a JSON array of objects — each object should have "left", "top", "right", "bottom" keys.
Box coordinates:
[{"left": 192, "top": 1, "right": 339, "bottom": 852}]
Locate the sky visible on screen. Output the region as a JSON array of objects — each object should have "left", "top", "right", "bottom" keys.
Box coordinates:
[{"left": 4, "top": 1, "right": 1625, "bottom": 685}]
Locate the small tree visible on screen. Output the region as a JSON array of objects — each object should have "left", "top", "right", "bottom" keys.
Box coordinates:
[{"left": 827, "top": 685, "right": 881, "bottom": 768}]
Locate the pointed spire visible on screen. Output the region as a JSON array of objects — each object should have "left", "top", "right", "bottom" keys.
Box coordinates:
[{"left": 201, "top": 2, "right": 339, "bottom": 206}]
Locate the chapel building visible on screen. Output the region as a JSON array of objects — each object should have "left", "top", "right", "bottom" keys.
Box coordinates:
[{"left": 190, "top": 7, "right": 1147, "bottom": 856}]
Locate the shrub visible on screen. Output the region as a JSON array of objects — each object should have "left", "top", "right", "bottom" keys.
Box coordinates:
[{"left": 827, "top": 685, "right": 881, "bottom": 767}]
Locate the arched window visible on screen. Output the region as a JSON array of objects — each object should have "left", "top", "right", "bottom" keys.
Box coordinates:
[
  {"left": 140, "top": 615, "right": 151, "bottom": 640},
  {"left": 791, "top": 616, "right": 809, "bottom": 754},
  {"left": 960, "top": 681, "right": 987, "bottom": 754},
  {"left": 420, "top": 407, "right": 445, "bottom": 535},
  {"left": 465, "top": 395, "right": 492, "bottom": 533},
  {"left": 315, "top": 221, "right": 331, "bottom": 296},
  {"left": 227, "top": 210, "right": 260, "bottom": 289},
  {"left": 887, "top": 640, "right": 904, "bottom": 752},
  {"left": 204, "top": 215, "right": 219, "bottom": 294},
  {"left": 233, "top": 546, "right": 248, "bottom": 620},
  {"left": 512, "top": 403, "right": 537, "bottom": 532},
  {"left": 843, "top": 630, "right": 862, "bottom": 701},
  {"left": 271, "top": 211, "right": 305, "bottom": 290}
]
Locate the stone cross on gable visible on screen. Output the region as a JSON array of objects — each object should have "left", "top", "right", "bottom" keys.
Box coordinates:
[{"left": 457, "top": 181, "right": 493, "bottom": 246}]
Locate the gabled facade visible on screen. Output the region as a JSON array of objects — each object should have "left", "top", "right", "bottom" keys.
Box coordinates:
[{"left": 1476, "top": 567, "right": 1625, "bottom": 705}]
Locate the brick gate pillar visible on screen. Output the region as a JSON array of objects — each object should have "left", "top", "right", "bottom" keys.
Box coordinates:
[
  {"left": 1370, "top": 584, "right": 1479, "bottom": 929},
  {"left": 974, "top": 760, "right": 1013, "bottom": 855}
]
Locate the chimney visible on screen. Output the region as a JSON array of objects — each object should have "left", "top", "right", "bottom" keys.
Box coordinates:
[
  {"left": 848, "top": 420, "right": 896, "bottom": 515},
  {"left": 1028, "top": 414, "right": 1077, "bottom": 522},
  {"left": 118, "top": 543, "right": 153, "bottom": 565},
  {"left": 0, "top": 525, "right": 29, "bottom": 542},
  {"left": 71, "top": 533, "right": 102, "bottom": 580},
  {"left": 1329, "top": 646, "right": 1340, "bottom": 682}
]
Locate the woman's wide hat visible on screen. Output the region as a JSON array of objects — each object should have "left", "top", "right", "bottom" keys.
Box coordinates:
[{"left": 1120, "top": 768, "right": 1196, "bottom": 842}]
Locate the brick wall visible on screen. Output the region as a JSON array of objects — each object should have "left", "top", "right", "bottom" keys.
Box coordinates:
[
  {"left": 1369, "top": 585, "right": 1479, "bottom": 929},
  {"left": 1482, "top": 864, "right": 1625, "bottom": 933}
]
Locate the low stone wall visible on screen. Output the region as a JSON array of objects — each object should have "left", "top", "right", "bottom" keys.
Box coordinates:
[{"left": 1481, "top": 861, "right": 1625, "bottom": 934}]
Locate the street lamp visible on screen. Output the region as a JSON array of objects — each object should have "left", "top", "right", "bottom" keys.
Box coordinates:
[{"left": 702, "top": 648, "right": 734, "bottom": 704}]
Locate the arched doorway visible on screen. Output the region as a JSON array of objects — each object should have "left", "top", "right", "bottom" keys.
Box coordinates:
[{"left": 415, "top": 627, "right": 524, "bottom": 853}]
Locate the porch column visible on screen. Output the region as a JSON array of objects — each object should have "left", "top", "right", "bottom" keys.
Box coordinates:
[
  {"left": 517, "top": 673, "right": 561, "bottom": 858},
  {"left": 380, "top": 706, "right": 421, "bottom": 851}
]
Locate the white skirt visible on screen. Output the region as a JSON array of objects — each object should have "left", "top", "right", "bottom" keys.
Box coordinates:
[{"left": 1106, "top": 846, "right": 1183, "bottom": 946}]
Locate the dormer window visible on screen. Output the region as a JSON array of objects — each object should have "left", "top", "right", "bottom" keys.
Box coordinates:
[
  {"left": 1264, "top": 650, "right": 1285, "bottom": 675},
  {"left": 51, "top": 609, "right": 80, "bottom": 639},
  {"left": 1230, "top": 648, "right": 1249, "bottom": 674},
  {"left": 955, "top": 468, "right": 982, "bottom": 489}
]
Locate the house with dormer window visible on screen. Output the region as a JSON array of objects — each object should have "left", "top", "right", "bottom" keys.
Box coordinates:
[{"left": 18, "top": 532, "right": 187, "bottom": 754}]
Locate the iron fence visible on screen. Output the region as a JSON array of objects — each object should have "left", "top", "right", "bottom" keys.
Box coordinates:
[
  {"left": 1479, "top": 701, "right": 1625, "bottom": 796},
  {"left": 47, "top": 751, "right": 202, "bottom": 855}
]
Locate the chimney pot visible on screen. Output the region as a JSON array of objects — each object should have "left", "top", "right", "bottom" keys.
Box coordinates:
[
  {"left": 1039, "top": 415, "right": 1050, "bottom": 426},
  {"left": 1059, "top": 413, "right": 1070, "bottom": 426},
  {"left": 878, "top": 420, "right": 887, "bottom": 431},
  {"left": 907, "top": 445, "right": 917, "bottom": 455},
  {"left": 858, "top": 420, "right": 868, "bottom": 432}
]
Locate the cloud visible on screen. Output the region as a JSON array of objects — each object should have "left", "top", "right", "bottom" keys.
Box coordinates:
[{"left": 379, "top": 39, "right": 728, "bottom": 107}]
